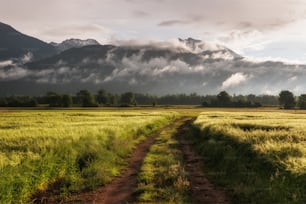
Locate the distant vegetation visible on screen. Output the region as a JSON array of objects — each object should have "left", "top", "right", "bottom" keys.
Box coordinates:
[
  {"left": 201, "top": 91, "right": 262, "bottom": 108},
  {"left": 0, "top": 89, "right": 283, "bottom": 108},
  {"left": 1, "top": 89, "right": 306, "bottom": 109},
  {"left": 193, "top": 112, "right": 306, "bottom": 203}
]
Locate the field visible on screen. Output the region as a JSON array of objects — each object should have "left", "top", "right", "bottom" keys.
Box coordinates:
[
  {"left": 0, "top": 110, "right": 177, "bottom": 203},
  {"left": 1, "top": 108, "right": 306, "bottom": 203},
  {"left": 194, "top": 111, "right": 306, "bottom": 203}
]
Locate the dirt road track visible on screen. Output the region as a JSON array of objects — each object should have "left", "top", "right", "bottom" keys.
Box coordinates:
[
  {"left": 64, "top": 118, "right": 186, "bottom": 204},
  {"left": 177, "top": 118, "right": 229, "bottom": 204},
  {"left": 35, "top": 117, "right": 229, "bottom": 204}
]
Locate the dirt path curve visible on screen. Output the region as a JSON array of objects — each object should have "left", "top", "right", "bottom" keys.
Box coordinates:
[
  {"left": 177, "top": 118, "right": 230, "bottom": 204},
  {"left": 64, "top": 117, "right": 186, "bottom": 204}
]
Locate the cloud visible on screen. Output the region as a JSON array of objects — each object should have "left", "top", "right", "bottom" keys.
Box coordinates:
[
  {"left": 132, "top": 10, "right": 150, "bottom": 17},
  {"left": 128, "top": 78, "right": 137, "bottom": 85},
  {"left": 40, "top": 24, "right": 112, "bottom": 42},
  {"left": 0, "top": 53, "right": 34, "bottom": 80},
  {"left": 4, "top": 0, "right": 305, "bottom": 36},
  {"left": 0, "top": 66, "right": 29, "bottom": 80},
  {"left": 289, "top": 76, "right": 297, "bottom": 81},
  {"left": 158, "top": 20, "right": 189, "bottom": 27},
  {"left": 221, "top": 72, "right": 250, "bottom": 89},
  {"left": 243, "top": 56, "right": 305, "bottom": 65},
  {"left": 111, "top": 38, "right": 229, "bottom": 56},
  {"left": 0, "top": 60, "right": 13, "bottom": 68},
  {"left": 217, "top": 30, "right": 267, "bottom": 54},
  {"left": 20, "top": 52, "right": 33, "bottom": 63},
  {"left": 210, "top": 51, "right": 235, "bottom": 60},
  {"left": 102, "top": 51, "right": 209, "bottom": 83}
]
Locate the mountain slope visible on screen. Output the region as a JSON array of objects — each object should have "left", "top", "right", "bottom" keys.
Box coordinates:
[
  {"left": 178, "top": 37, "right": 241, "bottom": 59},
  {"left": 0, "top": 22, "right": 56, "bottom": 61}
]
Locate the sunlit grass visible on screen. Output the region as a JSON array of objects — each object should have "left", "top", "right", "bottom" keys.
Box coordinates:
[
  {"left": 136, "top": 119, "right": 190, "bottom": 203},
  {"left": 193, "top": 111, "right": 306, "bottom": 203},
  {"left": 0, "top": 110, "right": 177, "bottom": 203}
]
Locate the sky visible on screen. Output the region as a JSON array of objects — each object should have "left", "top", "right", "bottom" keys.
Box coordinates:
[{"left": 1, "top": 0, "right": 306, "bottom": 63}]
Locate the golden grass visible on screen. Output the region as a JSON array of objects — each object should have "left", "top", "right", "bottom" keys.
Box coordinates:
[
  {"left": 193, "top": 111, "right": 306, "bottom": 203},
  {"left": 0, "top": 110, "right": 177, "bottom": 203}
]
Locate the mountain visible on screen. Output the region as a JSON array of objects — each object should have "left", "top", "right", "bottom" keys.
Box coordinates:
[
  {"left": 0, "top": 22, "right": 56, "bottom": 61},
  {"left": 178, "top": 37, "right": 241, "bottom": 59},
  {"left": 51, "top": 38, "right": 100, "bottom": 52},
  {"left": 1, "top": 33, "right": 306, "bottom": 96}
]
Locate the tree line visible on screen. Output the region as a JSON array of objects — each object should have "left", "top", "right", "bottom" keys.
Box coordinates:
[
  {"left": 0, "top": 89, "right": 305, "bottom": 109},
  {"left": 278, "top": 90, "right": 306, "bottom": 109}
]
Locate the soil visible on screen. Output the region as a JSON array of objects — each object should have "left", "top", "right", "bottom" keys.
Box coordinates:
[{"left": 177, "top": 118, "right": 230, "bottom": 204}]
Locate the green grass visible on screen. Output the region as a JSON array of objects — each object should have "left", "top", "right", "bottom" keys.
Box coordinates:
[
  {"left": 193, "top": 111, "right": 306, "bottom": 203},
  {"left": 135, "top": 118, "right": 190, "bottom": 203},
  {"left": 0, "top": 110, "right": 177, "bottom": 203}
]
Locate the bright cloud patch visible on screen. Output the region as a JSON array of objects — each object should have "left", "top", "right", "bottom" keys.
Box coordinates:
[
  {"left": 222, "top": 72, "right": 249, "bottom": 89},
  {"left": 0, "top": 60, "right": 13, "bottom": 68}
]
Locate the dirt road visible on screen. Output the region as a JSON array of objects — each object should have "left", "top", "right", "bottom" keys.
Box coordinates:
[
  {"left": 37, "top": 117, "right": 229, "bottom": 203},
  {"left": 176, "top": 118, "right": 229, "bottom": 204}
]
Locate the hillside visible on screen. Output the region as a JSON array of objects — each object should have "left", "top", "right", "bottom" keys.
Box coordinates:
[{"left": 0, "top": 22, "right": 56, "bottom": 61}]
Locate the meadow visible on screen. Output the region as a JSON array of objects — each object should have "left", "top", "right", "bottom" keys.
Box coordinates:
[
  {"left": 0, "top": 110, "right": 177, "bottom": 203},
  {"left": 193, "top": 111, "right": 306, "bottom": 203},
  {"left": 2, "top": 108, "right": 306, "bottom": 203}
]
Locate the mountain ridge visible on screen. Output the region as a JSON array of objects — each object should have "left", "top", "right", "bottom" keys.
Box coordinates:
[
  {"left": 0, "top": 22, "right": 56, "bottom": 61},
  {"left": 1, "top": 22, "right": 306, "bottom": 96},
  {"left": 50, "top": 38, "right": 100, "bottom": 52}
]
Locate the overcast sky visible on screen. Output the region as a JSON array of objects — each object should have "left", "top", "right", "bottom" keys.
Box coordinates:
[{"left": 1, "top": 0, "right": 306, "bottom": 62}]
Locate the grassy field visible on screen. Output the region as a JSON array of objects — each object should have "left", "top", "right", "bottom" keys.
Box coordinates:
[
  {"left": 0, "top": 110, "right": 177, "bottom": 203},
  {"left": 2, "top": 108, "right": 306, "bottom": 203},
  {"left": 193, "top": 111, "right": 306, "bottom": 203}
]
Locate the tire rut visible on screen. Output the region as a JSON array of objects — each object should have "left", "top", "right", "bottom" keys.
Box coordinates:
[{"left": 177, "top": 118, "right": 230, "bottom": 204}]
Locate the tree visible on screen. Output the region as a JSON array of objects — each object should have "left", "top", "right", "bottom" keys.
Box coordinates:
[
  {"left": 108, "top": 93, "right": 118, "bottom": 106},
  {"left": 247, "top": 94, "right": 256, "bottom": 103},
  {"left": 96, "top": 89, "right": 109, "bottom": 105},
  {"left": 297, "top": 94, "right": 306, "bottom": 109},
  {"left": 24, "top": 98, "right": 37, "bottom": 107},
  {"left": 120, "top": 92, "right": 137, "bottom": 106},
  {"left": 62, "top": 94, "right": 73, "bottom": 107},
  {"left": 152, "top": 100, "right": 157, "bottom": 107},
  {"left": 279, "top": 90, "right": 295, "bottom": 109},
  {"left": 46, "top": 92, "right": 62, "bottom": 107},
  {"left": 0, "top": 98, "right": 7, "bottom": 107},
  {"left": 77, "top": 90, "right": 98, "bottom": 107},
  {"left": 217, "top": 91, "right": 231, "bottom": 107}
]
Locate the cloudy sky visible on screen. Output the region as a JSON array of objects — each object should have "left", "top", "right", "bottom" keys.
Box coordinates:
[{"left": 1, "top": 0, "right": 306, "bottom": 62}]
